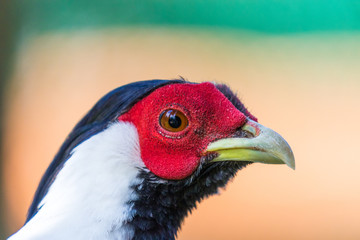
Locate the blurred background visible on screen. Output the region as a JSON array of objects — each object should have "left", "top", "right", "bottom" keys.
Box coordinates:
[{"left": 1, "top": 0, "right": 360, "bottom": 239}]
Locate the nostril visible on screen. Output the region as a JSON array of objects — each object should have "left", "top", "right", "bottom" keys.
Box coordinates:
[{"left": 242, "top": 124, "right": 257, "bottom": 137}]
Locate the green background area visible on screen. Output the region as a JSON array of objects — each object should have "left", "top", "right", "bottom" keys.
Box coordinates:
[
  {"left": 6, "top": 0, "right": 360, "bottom": 34},
  {"left": 2, "top": 0, "right": 360, "bottom": 82}
]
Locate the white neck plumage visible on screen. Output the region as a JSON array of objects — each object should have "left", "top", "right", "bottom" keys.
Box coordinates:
[{"left": 9, "top": 122, "right": 144, "bottom": 240}]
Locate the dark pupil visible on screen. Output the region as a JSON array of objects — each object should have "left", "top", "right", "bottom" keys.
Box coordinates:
[{"left": 169, "top": 114, "right": 182, "bottom": 128}]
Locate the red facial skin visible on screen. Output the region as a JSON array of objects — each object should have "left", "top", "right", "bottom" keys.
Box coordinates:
[{"left": 119, "top": 82, "right": 248, "bottom": 180}]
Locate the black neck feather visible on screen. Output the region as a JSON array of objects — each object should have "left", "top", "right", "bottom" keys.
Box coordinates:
[{"left": 126, "top": 161, "right": 249, "bottom": 240}]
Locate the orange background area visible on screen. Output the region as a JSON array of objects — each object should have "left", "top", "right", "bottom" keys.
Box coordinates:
[{"left": 3, "top": 29, "right": 360, "bottom": 239}]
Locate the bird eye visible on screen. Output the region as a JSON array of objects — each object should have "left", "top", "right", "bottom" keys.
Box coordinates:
[{"left": 159, "top": 109, "right": 188, "bottom": 132}]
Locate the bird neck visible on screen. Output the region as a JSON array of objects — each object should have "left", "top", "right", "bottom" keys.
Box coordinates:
[{"left": 12, "top": 121, "right": 245, "bottom": 240}]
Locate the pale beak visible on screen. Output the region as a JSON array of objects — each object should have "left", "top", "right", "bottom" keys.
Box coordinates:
[{"left": 206, "top": 119, "right": 295, "bottom": 169}]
